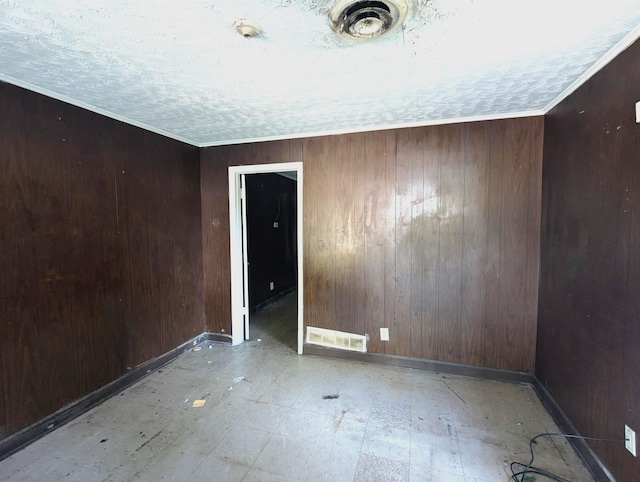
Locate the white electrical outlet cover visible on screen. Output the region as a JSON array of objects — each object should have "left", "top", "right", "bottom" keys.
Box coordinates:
[
  {"left": 636, "top": 101, "right": 640, "bottom": 123},
  {"left": 380, "top": 327, "right": 389, "bottom": 341},
  {"left": 625, "top": 425, "right": 637, "bottom": 457}
]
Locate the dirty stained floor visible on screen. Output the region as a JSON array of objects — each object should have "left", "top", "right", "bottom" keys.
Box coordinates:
[{"left": 1, "top": 291, "right": 593, "bottom": 481}]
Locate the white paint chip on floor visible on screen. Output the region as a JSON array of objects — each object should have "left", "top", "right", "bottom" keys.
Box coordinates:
[{"left": 0, "top": 291, "right": 593, "bottom": 481}]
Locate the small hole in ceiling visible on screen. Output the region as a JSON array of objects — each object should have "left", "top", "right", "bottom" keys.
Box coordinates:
[{"left": 234, "top": 19, "right": 262, "bottom": 38}]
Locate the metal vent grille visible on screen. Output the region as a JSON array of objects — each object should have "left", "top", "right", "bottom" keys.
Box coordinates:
[
  {"left": 329, "top": 0, "right": 409, "bottom": 40},
  {"left": 306, "top": 327, "right": 367, "bottom": 352}
]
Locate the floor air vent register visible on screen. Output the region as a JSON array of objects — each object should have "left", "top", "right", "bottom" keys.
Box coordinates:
[{"left": 306, "top": 326, "right": 368, "bottom": 352}]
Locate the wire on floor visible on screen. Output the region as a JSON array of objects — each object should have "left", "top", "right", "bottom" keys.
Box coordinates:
[{"left": 509, "top": 432, "right": 626, "bottom": 482}]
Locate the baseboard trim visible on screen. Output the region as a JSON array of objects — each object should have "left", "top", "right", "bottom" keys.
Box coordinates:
[
  {"left": 303, "top": 344, "right": 534, "bottom": 384},
  {"left": 205, "top": 332, "right": 233, "bottom": 344},
  {"left": 251, "top": 286, "right": 297, "bottom": 315},
  {"left": 0, "top": 332, "right": 229, "bottom": 462},
  {"left": 531, "top": 377, "right": 615, "bottom": 482}
]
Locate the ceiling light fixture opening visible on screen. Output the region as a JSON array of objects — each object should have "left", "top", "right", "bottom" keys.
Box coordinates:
[
  {"left": 329, "top": 0, "right": 409, "bottom": 40},
  {"left": 234, "top": 19, "right": 262, "bottom": 38}
]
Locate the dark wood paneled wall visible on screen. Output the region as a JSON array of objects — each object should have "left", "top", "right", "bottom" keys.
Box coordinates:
[
  {"left": 0, "top": 346, "right": 5, "bottom": 440},
  {"left": 200, "top": 146, "right": 232, "bottom": 336},
  {"left": 201, "top": 117, "right": 543, "bottom": 372},
  {"left": 538, "top": 38, "right": 640, "bottom": 481},
  {"left": 0, "top": 82, "right": 204, "bottom": 438}
]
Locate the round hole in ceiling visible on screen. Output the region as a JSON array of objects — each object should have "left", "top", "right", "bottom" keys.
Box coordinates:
[
  {"left": 234, "top": 19, "right": 262, "bottom": 38},
  {"left": 329, "top": 0, "right": 409, "bottom": 40}
]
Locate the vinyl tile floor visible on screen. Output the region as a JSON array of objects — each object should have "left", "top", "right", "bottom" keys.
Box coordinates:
[{"left": 1, "top": 291, "right": 594, "bottom": 481}]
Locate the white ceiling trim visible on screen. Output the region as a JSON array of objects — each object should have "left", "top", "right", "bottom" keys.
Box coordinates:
[
  {"left": 3, "top": 71, "right": 546, "bottom": 149},
  {"left": 542, "top": 24, "right": 640, "bottom": 114},
  {"left": 196, "top": 110, "right": 547, "bottom": 148}
]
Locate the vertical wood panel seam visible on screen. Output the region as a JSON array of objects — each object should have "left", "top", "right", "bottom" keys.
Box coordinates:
[
  {"left": 416, "top": 129, "right": 424, "bottom": 356},
  {"left": 621, "top": 102, "right": 633, "bottom": 296},
  {"left": 498, "top": 125, "right": 506, "bottom": 367},
  {"left": 421, "top": 130, "right": 428, "bottom": 358},
  {"left": 437, "top": 129, "right": 442, "bottom": 352},
  {"left": 393, "top": 131, "right": 399, "bottom": 342},
  {"left": 524, "top": 117, "right": 537, "bottom": 370},
  {"left": 420, "top": 131, "right": 425, "bottom": 359},
  {"left": 523, "top": 119, "right": 532, "bottom": 371},
  {"left": 113, "top": 169, "right": 120, "bottom": 233},
  {"left": 460, "top": 125, "right": 468, "bottom": 360},
  {"left": 336, "top": 137, "right": 341, "bottom": 330},
  {"left": 363, "top": 138, "right": 368, "bottom": 336},
  {"left": 407, "top": 129, "right": 413, "bottom": 355},
  {"left": 124, "top": 149, "right": 136, "bottom": 365},
  {"left": 115, "top": 129, "right": 127, "bottom": 372},
  {"left": 524, "top": 118, "right": 532, "bottom": 372},
  {"left": 483, "top": 124, "right": 494, "bottom": 367}
]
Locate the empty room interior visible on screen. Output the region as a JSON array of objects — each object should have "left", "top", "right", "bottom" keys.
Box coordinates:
[{"left": 1, "top": 1, "right": 640, "bottom": 481}]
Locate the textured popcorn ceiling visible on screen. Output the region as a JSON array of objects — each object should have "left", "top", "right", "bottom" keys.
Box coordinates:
[{"left": 1, "top": 1, "right": 639, "bottom": 147}]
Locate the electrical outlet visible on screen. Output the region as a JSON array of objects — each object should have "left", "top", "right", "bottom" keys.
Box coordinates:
[
  {"left": 269, "top": 282, "right": 274, "bottom": 291},
  {"left": 625, "top": 425, "right": 636, "bottom": 456},
  {"left": 273, "top": 222, "right": 279, "bottom": 228},
  {"left": 380, "top": 327, "right": 389, "bottom": 341},
  {"left": 636, "top": 101, "right": 640, "bottom": 123}
]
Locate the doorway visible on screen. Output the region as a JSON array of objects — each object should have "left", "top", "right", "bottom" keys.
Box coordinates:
[{"left": 228, "top": 162, "right": 303, "bottom": 354}]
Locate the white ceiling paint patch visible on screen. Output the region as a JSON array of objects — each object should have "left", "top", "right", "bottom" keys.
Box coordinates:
[{"left": 0, "top": 1, "right": 639, "bottom": 146}]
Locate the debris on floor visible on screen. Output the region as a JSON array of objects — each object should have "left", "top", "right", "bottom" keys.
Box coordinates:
[
  {"left": 192, "top": 400, "right": 206, "bottom": 408},
  {"left": 193, "top": 346, "right": 202, "bottom": 352},
  {"left": 0, "top": 289, "right": 595, "bottom": 482},
  {"left": 335, "top": 409, "right": 349, "bottom": 429},
  {"left": 233, "top": 376, "right": 245, "bottom": 384}
]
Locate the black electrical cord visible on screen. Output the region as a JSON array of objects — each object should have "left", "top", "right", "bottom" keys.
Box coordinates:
[
  {"left": 509, "top": 432, "right": 626, "bottom": 482},
  {"left": 510, "top": 463, "right": 572, "bottom": 482}
]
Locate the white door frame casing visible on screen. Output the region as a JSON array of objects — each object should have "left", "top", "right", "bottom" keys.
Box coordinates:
[{"left": 228, "top": 162, "right": 304, "bottom": 354}]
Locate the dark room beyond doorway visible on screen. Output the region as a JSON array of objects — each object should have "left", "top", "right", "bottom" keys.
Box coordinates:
[{"left": 245, "top": 172, "right": 297, "bottom": 314}]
